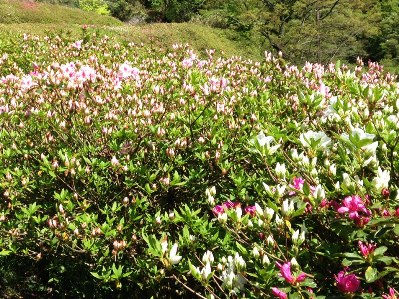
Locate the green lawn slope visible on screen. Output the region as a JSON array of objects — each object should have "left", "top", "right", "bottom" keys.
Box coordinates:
[
  {"left": 0, "top": 0, "right": 121, "bottom": 25},
  {"left": 0, "top": 0, "right": 264, "bottom": 60}
]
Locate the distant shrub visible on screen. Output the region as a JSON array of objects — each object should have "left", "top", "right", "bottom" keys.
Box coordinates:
[{"left": 78, "top": 0, "right": 110, "bottom": 15}]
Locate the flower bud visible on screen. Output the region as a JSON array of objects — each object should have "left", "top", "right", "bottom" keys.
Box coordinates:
[
  {"left": 281, "top": 199, "right": 294, "bottom": 216},
  {"left": 265, "top": 207, "right": 275, "bottom": 221},
  {"left": 266, "top": 235, "right": 274, "bottom": 247},
  {"left": 291, "top": 148, "right": 299, "bottom": 161},
  {"left": 275, "top": 214, "right": 284, "bottom": 227},
  {"left": 262, "top": 254, "right": 270, "bottom": 265},
  {"left": 218, "top": 213, "right": 227, "bottom": 224},
  {"left": 255, "top": 203, "right": 264, "bottom": 216},
  {"left": 252, "top": 247, "right": 260, "bottom": 258},
  {"left": 202, "top": 250, "right": 214, "bottom": 264},
  {"left": 247, "top": 219, "right": 253, "bottom": 228},
  {"left": 291, "top": 257, "right": 299, "bottom": 269},
  {"left": 275, "top": 162, "right": 286, "bottom": 179},
  {"left": 292, "top": 230, "right": 300, "bottom": 244},
  {"left": 217, "top": 263, "right": 223, "bottom": 271},
  {"left": 276, "top": 185, "right": 286, "bottom": 198},
  {"left": 234, "top": 253, "right": 246, "bottom": 272},
  {"left": 236, "top": 207, "right": 242, "bottom": 221},
  {"left": 329, "top": 164, "right": 337, "bottom": 176}
]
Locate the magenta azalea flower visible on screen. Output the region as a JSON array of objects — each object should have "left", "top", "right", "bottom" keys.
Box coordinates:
[
  {"left": 337, "top": 195, "right": 371, "bottom": 226},
  {"left": 212, "top": 201, "right": 241, "bottom": 217},
  {"left": 223, "top": 200, "right": 240, "bottom": 209},
  {"left": 382, "top": 287, "right": 397, "bottom": 299},
  {"left": 292, "top": 177, "right": 305, "bottom": 190},
  {"left": 289, "top": 177, "right": 305, "bottom": 195},
  {"left": 358, "top": 241, "right": 376, "bottom": 258},
  {"left": 245, "top": 205, "right": 256, "bottom": 216},
  {"left": 276, "top": 262, "right": 306, "bottom": 285},
  {"left": 335, "top": 270, "right": 360, "bottom": 293},
  {"left": 338, "top": 195, "right": 367, "bottom": 219},
  {"left": 271, "top": 287, "right": 288, "bottom": 299},
  {"left": 212, "top": 205, "right": 224, "bottom": 216}
]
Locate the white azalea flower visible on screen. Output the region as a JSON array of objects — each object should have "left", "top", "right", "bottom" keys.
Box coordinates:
[
  {"left": 362, "top": 141, "right": 379, "bottom": 156},
  {"left": 275, "top": 162, "right": 286, "bottom": 179},
  {"left": 201, "top": 262, "right": 212, "bottom": 280},
  {"left": 341, "top": 127, "right": 375, "bottom": 144},
  {"left": 299, "top": 130, "right": 331, "bottom": 150},
  {"left": 169, "top": 243, "right": 182, "bottom": 265},
  {"left": 255, "top": 203, "right": 263, "bottom": 216},
  {"left": 313, "top": 185, "right": 326, "bottom": 200},
  {"left": 372, "top": 167, "right": 390, "bottom": 192},
  {"left": 262, "top": 254, "right": 270, "bottom": 265},
  {"left": 265, "top": 207, "right": 275, "bottom": 221},
  {"left": 281, "top": 199, "right": 294, "bottom": 216},
  {"left": 202, "top": 250, "right": 214, "bottom": 264},
  {"left": 161, "top": 238, "right": 168, "bottom": 254},
  {"left": 256, "top": 131, "right": 281, "bottom": 154}
]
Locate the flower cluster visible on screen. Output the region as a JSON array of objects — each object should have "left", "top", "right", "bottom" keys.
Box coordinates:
[
  {"left": 1, "top": 32, "right": 398, "bottom": 298},
  {"left": 337, "top": 195, "right": 372, "bottom": 226}
]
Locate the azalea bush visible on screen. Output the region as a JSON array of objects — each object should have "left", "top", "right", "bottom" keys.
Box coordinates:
[{"left": 0, "top": 30, "right": 399, "bottom": 298}]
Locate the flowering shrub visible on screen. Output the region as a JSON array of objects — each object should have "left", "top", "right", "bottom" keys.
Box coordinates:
[{"left": 0, "top": 30, "right": 399, "bottom": 297}]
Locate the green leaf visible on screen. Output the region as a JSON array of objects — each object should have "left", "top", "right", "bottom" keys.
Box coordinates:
[
  {"left": 289, "top": 292, "right": 301, "bottom": 299},
  {"left": 375, "top": 256, "right": 392, "bottom": 265},
  {"left": 236, "top": 241, "right": 248, "bottom": 255},
  {"left": 303, "top": 182, "right": 310, "bottom": 196},
  {"left": 365, "top": 266, "right": 378, "bottom": 283},
  {"left": 373, "top": 246, "right": 387, "bottom": 256},
  {"left": 0, "top": 249, "right": 11, "bottom": 256},
  {"left": 341, "top": 252, "right": 363, "bottom": 259},
  {"left": 91, "top": 272, "right": 102, "bottom": 279},
  {"left": 342, "top": 258, "right": 352, "bottom": 266}
]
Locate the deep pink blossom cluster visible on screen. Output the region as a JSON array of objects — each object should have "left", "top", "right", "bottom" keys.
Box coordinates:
[
  {"left": 382, "top": 288, "right": 398, "bottom": 299},
  {"left": 358, "top": 241, "right": 376, "bottom": 258},
  {"left": 335, "top": 270, "right": 360, "bottom": 293},
  {"left": 276, "top": 262, "right": 307, "bottom": 285},
  {"left": 212, "top": 201, "right": 256, "bottom": 217},
  {"left": 337, "top": 195, "right": 371, "bottom": 226}
]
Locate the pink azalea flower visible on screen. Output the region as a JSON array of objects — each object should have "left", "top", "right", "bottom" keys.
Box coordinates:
[
  {"left": 381, "top": 209, "right": 391, "bottom": 217},
  {"left": 335, "top": 270, "right": 360, "bottom": 293},
  {"left": 212, "top": 205, "right": 224, "bottom": 216},
  {"left": 354, "top": 215, "right": 371, "bottom": 227},
  {"left": 382, "top": 287, "right": 397, "bottom": 299},
  {"left": 337, "top": 195, "right": 366, "bottom": 219},
  {"left": 289, "top": 177, "right": 305, "bottom": 195},
  {"left": 337, "top": 195, "right": 371, "bottom": 227},
  {"left": 245, "top": 205, "right": 256, "bottom": 216},
  {"left": 358, "top": 241, "right": 376, "bottom": 257},
  {"left": 271, "top": 287, "right": 288, "bottom": 299},
  {"left": 212, "top": 201, "right": 241, "bottom": 217},
  {"left": 292, "top": 177, "right": 305, "bottom": 190},
  {"left": 276, "top": 262, "right": 306, "bottom": 285},
  {"left": 223, "top": 200, "right": 240, "bottom": 209}
]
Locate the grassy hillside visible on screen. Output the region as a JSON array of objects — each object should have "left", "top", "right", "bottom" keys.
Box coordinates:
[
  {"left": 0, "top": 0, "right": 121, "bottom": 25},
  {"left": 0, "top": 0, "right": 264, "bottom": 60}
]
